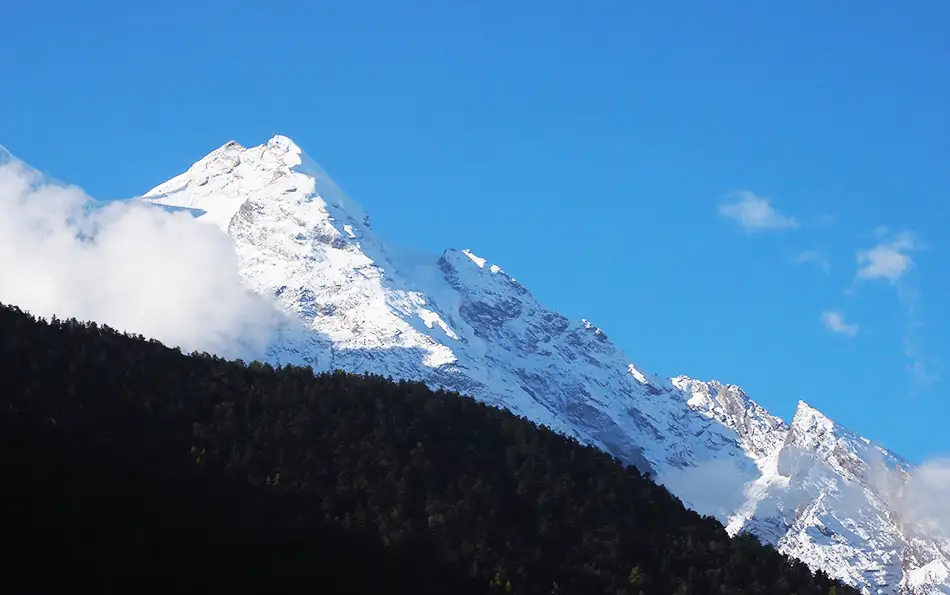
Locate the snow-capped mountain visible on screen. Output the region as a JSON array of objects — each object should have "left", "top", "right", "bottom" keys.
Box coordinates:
[{"left": 139, "top": 135, "right": 949, "bottom": 595}]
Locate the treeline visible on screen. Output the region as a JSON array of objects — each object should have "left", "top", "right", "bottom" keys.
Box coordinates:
[{"left": 0, "top": 304, "right": 858, "bottom": 595}]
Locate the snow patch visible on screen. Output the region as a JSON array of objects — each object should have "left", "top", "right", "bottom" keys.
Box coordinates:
[
  {"left": 418, "top": 307, "right": 459, "bottom": 340},
  {"left": 907, "top": 560, "right": 949, "bottom": 588},
  {"left": 462, "top": 249, "right": 486, "bottom": 268}
]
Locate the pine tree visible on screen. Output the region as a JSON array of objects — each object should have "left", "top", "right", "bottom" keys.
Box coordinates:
[{"left": 628, "top": 564, "right": 645, "bottom": 586}]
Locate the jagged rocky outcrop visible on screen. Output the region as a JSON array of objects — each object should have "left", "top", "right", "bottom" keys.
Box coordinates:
[{"left": 139, "top": 135, "right": 949, "bottom": 595}]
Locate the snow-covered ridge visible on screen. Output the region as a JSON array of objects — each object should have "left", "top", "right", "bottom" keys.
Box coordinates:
[
  {"left": 138, "top": 135, "right": 949, "bottom": 595},
  {"left": 0, "top": 144, "right": 14, "bottom": 165}
]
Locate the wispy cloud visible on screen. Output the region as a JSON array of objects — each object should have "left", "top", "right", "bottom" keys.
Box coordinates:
[
  {"left": 794, "top": 250, "right": 831, "bottom": 274},
  {"left": 821, "top": 311, "right": 859, "bottom": 337},
  {"left": 0, "top": 153, "right": 280, "bottom": 360},
  {"left": 657, "top": 459, "right": 757, "bottom": 524},
  {"left": 855, "top": 228, "right": 939, "bottom": 389},
  {"left": 856, "top": 231, "right": 919, "bottom": 283},
  {"left": 904, "top": 334, "right": 942, "bottom": 390},
  {"left": 872, "top": 456, "right": 950, "bottom": 540},
  {"left": 894, "top": 275, "right": 939, "bottom": 389},
  {"left": 718, "top": 191, "right": 799, "bottom": 232},
  {"left": 909, "top": 459, "right": 950, "bottom": 537}
]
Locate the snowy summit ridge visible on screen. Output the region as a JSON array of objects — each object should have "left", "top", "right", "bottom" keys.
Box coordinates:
[{"left": 140, "top": 136, "right": 949, "bottom": 595}]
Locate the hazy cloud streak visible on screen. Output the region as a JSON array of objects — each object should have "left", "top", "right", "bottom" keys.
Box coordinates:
[
  {"left": 854, "top": 229, "right": 938, "bottom": 388},
  {"left": 795, "top": 250, "right": 831, "bottom": 274},
  {"left": 658, "top": 459, "right": 756, "bottom": 524},
  {"left": 871, "top": 456, "right": 950, "bottom": 540}
]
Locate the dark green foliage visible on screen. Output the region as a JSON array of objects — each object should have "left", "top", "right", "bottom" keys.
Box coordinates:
[
  {"left": 0, "top": 304, "right": 859, "bottom": 595},
  {"left": 0, "top": 406, "right": 483, "bottom": 595}
]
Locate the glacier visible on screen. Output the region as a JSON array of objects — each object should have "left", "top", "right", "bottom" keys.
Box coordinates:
[{"left": 135, "top": 134, "right": 949, "bottom": 595}]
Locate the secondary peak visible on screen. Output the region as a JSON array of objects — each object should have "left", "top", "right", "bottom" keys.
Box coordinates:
[
  {"left": 792, "top": 400, "right": 833, "bottom": 426},
  {"left": 266, "top": 134, "right": 303, "bottom": 154}
]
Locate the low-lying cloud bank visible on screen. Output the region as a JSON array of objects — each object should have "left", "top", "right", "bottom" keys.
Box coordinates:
[
  {"left": 875, "top": 458, "right": 950, "bottom": 540},
  {"left": 0, "top": 153, "right": 279, "bottom": 360},
  {"left": 658, "top": 458, "right": 757, "bottom": 524},
  {"left": 662, "top": 447, "right": 950, "bottom": 542},
  {"left": 907, "top": 459, "right": 950, "bottom": 537}
]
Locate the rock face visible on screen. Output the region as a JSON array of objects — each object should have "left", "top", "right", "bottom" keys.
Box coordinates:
[{"left": 141, "top": 135, "right": 949, "bottom": 595}]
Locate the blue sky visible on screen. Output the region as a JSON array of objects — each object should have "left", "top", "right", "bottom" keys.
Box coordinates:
[{"left": 1, "top": 0, "right": 947, "bottom": 461}]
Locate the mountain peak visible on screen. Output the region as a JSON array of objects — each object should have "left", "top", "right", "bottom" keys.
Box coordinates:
[
  {"left": 204, "top": 134, "right": 299, "bottom": 158},
  {"left": 139, "top": 136, "right": 370, "bottom": 233},
  {"left": 787, "top": 400, "right": 845, "bottom": 453},
  {"left": 266, "top": 134, "right": 302, "bottom": 154},
  {"left": 791, "top": 400, "right": 838, "bottom": 432},
  {"left": 787, "top": 400, "right": 911, "bottom": 475}
]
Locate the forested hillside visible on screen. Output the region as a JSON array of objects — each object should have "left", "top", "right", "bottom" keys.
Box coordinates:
[{"left": 0, "top": 304, "right": 857, "bottom": 595}]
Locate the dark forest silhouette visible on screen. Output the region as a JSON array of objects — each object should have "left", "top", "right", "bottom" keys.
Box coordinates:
[{"left": 0, "top": 303, "right": 856, "bottom": 595}]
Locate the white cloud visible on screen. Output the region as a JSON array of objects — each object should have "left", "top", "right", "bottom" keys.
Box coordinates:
[
  {"left": 872, "top": 456, "right": 950, "bottom": 540},
  {"left": 908, "top": 459, "right": 950, "bottom": 537},
  {"left": 856, "top": 231, "right": 919, "bottom": 283},
  {"left": 794, "top": 250, "right": 831, "bottom": 274},
  {"left": 855, "top": 228, "right": 940, "bottom": 388},
  {"left": 0, "top": 156, "right": 280, "bottom": 360},
  {"left": 821, "top": 311, "right": 859, "bottom": 337},
  {"left": 658, "top": 458, "right": 756, "bottom": 523},
  {"left": 718, "top": 191, "right": 799, "bottom": 232}
]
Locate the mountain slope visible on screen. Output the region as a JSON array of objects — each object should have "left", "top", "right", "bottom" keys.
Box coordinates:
[
  {"left": 0, "top": 302, "right": 860, "bottom": 595},
  {"left": 139, "top": 135, "right": 948, "bottom": 595},
  {"left": 0, "top": 371, "right": 486, "bottom": 595}
]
